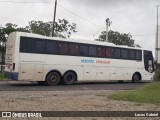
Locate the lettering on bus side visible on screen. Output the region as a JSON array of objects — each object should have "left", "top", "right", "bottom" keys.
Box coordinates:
[
  {"left": 81, "top": 59, "right": 95, "bottom": 63},
  {"left": 96, "top": 60, "right": 111, "bottom": 64},
  {"left": 81, "top": 59, "right": 111, "bottom": 64}
]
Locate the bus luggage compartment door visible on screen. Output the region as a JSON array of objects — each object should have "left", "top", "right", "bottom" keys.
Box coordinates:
[
  {"left": 34, "top": 64, "right": 44, "bottom": 81},
  {"left": 19, "top": 64, "right": 35, "bottom": 80}
]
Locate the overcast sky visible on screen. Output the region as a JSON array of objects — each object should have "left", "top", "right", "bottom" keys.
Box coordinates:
[{"left": 1, "top": 0, "right": 160, "bottom": 56}]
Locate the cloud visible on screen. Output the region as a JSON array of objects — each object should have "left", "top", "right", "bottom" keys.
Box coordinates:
[{"left": 0, "top": 0, "right": 158, "bottom": 55}]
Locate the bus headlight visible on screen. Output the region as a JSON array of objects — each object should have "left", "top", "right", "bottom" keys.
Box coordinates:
[{"left": 148, "top": 67, "right": 153, "bottom": 73}]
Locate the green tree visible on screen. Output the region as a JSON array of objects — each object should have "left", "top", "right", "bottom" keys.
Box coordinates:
[
  {"left": 0, "top": 18, "right": 77, "bottom": 52},
  {"left": 0, "top": 23, "right": 29, "bottom": 52},
  {"left": 28, "top": 19, "right": 77, "bottom": 38},
  {"left": 0, "top": 19, "right": 77, "bottom": 72},
  {"left": 55, "top": 19, "right": 77, "bottom": 38},
  {"left": 2, "top": 23, "right": 29, "bottom": 36},
  {"left": 28, "top": 21, "right": 52, "bottom": 37},
  {"left": 97, "top": 30, "right": 139, "bottom": 47}
]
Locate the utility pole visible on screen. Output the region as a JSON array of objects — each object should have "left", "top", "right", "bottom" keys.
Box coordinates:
[
  {"left": 105, "top": 18, "right": 112, "bottom": 42},
  {"left": 52, "top": 0, "right": 57, "bottom": 37},
  {"left": 156, "top": 5, "right": 160, "bottom": 67}
]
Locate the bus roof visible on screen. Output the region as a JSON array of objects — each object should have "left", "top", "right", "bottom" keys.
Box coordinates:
[{"left": 12, "top": 32, "right": 142, "bottom": 50}]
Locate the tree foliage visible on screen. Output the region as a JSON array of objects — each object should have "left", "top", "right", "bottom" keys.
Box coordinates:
[
  {"left": 0, "top": 18, "right": 77, "bottom": 43},
  {"left": 97, "top": 30, "right": 140, "bottom": 47},
  {"left": 0, "top": 23, "right": 29, "bottom": 53},
  {"left": 28, "top": 19, "right": 77, "bottom": 38},
  {"left": 0, "top": 19, "right": 77, "bottom": 66},
  {"left": 55, "top": 19, "right": 77, "bottom": 38},
  {"left": 0, "top": 18, "right": 77, "bottom": 52}
]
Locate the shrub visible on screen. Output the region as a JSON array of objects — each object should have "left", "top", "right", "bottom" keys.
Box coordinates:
[{"left": 154, "top": 68, "right": 160, "bottom": 81}]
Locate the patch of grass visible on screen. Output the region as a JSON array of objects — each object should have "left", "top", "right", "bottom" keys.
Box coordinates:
[
  {"left": 109, "top": 82, "right": 160, "bottom": 105},
  {"left": 0, "top": 74, "right": 5, "bottom": 79}
]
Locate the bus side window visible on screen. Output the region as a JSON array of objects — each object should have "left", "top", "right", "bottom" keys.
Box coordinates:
[
  {"left": 129, "top": 50, "right": 135, "bottom": 60},
  {"left": 98, "top": 47, "right": 105, "bottom": 57},
  {"left": 79, "top": 45, "right": 88, "bottom": 56},
  {"left": 35, "top": 39, "right": 45, "bottom": 53},
  {"left": 114, "top": 48, "right": 121, "bottom": 59},
  {"left": 106, "top": 47, "right": 113, "bottom": 58},
  {"left": 136, "top": 51, "right": 142, "bottom": 60},
  {"left": 46, "top": 41, "right": 58, "bottom": 54},
  {"left": 20, "top": 37, "right": 35, "bottom": 53},
  {"left": 121, "top": 49, "right": 128, "bottom": 59},
  {"left": 69, "top": 43, "right": 79, "bottom": 55},
  {"left": 58, "top": 43, "right": 68, "bottom": 55},
  {"left": 89, "top": 46, "right": 97, "bottom": 57}
]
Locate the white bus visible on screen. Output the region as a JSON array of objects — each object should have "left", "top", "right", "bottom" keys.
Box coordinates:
[{"left": 4, "top": 32, "right": 154, "bottom": 85}]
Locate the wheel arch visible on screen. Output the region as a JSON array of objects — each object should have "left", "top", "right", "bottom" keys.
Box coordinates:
[
  {"left": 63, "top": 70, "right": 78, "bottom": 81},
  {"left": 132, "top": 72, "right": 142, "bottom": 81},
  {"left": 45, "top": 70, "right": 62, "bottom": 81}
]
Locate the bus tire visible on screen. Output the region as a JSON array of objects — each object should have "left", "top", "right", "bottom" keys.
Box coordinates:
[
  {"left": 46, "top": 72, "right": 61, "bottom": 86},
  {"left": 132, "top": 73, "right": 140, "bottom": 83},
  {"left": 63, "top": 72, "right": 76, "bottom": 85}
]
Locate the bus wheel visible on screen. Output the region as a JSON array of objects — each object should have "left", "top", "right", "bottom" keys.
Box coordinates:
[
  {"left": 46, "top": 72, "right": 61, "bottom": 86},
  {"left": 132, "top": 73, "right": 140, "bottom": 83},
  {"left": 63, "top": 72, "right": 76, "bottom": 85}
]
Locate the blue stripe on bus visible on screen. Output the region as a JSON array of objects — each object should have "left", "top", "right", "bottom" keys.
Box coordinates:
[{"left": 4, "top": 71, "right": 18, "bottom": 80}]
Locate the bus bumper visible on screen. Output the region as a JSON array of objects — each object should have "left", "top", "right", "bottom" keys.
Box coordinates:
[{"left": 4, "top": 71, "right": 18, "bottom": 80}]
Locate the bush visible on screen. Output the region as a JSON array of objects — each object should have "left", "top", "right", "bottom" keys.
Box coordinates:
[
  {"left": 0, "top": 74, "right": 5, "bottom": 80},
  {"left": 154, "top": 68, "right": 160, "bottom": 81}
]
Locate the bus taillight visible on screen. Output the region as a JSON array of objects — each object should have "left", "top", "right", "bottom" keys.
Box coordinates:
[{"left": 13, "top": 63, "right": 15, "bottom": 71}]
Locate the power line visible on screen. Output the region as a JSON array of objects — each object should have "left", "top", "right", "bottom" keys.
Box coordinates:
[
  {"left": 57, "top": 4, "right": 105, "bottom": 29},
  {"left": 0, "top": 0, "right": 54, "bottom": 3},
  {"left": 132, "top": 34, "right": 155, "bottom": 37},
  {"left": 0, "top": 0, "right": 105, "bottom": 29}
]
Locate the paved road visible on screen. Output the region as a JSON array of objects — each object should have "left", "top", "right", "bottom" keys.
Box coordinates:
[{"left": 0, "top": 80, "right": 150, "bottom": 91}]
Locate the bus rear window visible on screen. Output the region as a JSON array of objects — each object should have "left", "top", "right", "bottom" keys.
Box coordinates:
[{"left": 20, "top": 37, "right": 35, "bottom": 53}]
